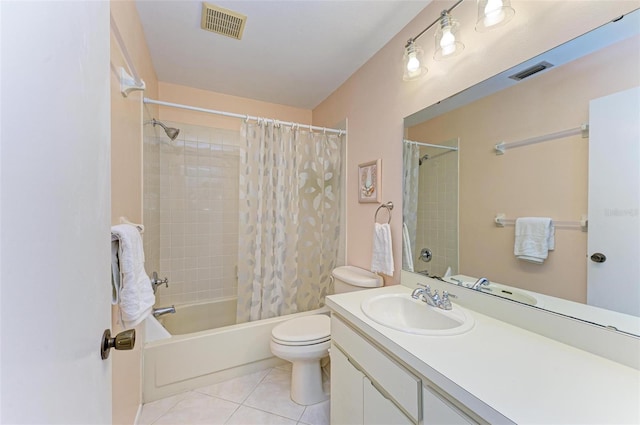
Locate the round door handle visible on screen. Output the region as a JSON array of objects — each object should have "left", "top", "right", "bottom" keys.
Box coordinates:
[
  {"left": 590, "top": 253, "right": 607, "bottom": 263},
  {"left": 101, "top": 329, "right": 136, "bottom": 360}
]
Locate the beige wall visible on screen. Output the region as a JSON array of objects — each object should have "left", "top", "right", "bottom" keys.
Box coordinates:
[
  {"left": 158, "top": 81, "right": 312, "bottom": 130},
  {"left": 110, "top": 1, "right": 159, "bottom": 424},
  {"left": 408, "top": 35, "right": 639, "bottom": 302},
  {"left": 312, "top": 0, "right": 640, "bottom": 285}
]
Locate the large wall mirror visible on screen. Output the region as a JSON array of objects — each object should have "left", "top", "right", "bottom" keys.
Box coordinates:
[{"left": 403, "top": 8, "right": 640, "bottom": 336}]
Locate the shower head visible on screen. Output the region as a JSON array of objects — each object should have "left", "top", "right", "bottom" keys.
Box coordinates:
[
  {"left": 419, "top": 154, "right": 430, "bottom": 165},
  {"left": 151, "top": 118, "right": 180, "bottom": 141}
]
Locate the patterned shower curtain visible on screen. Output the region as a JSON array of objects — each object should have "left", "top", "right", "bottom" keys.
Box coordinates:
[
  {"left": 236, "top": 120, "right": 342, "bottom": 323},
  {"left": 403, "top": 141, "right": 420, "bottom": 271}
]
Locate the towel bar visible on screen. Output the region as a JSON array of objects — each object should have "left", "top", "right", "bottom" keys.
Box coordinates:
[
  {"left": 374, "top": 202, "right": 394, "bottom": 224},
  {"left": 494, "top": 213, "right": 588, "bottom": 231},
  {"left": 119, "top": 216, "right": 144, "bottom": 233}
]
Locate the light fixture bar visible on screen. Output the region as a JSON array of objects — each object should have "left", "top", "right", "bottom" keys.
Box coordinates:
[{"left": 406, "top": 0, "right": 464, "bottom": 46}]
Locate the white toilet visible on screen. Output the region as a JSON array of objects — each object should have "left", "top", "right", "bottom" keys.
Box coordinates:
[{"left": 269, "top": 266, "right": 383, "bottom": 405}]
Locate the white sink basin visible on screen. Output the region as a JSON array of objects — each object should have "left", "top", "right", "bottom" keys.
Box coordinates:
[{"left": 361, "top": 293, "right": 475, "bottom": 336}]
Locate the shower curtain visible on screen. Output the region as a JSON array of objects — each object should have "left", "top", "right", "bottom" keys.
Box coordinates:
[
  {"left": 402, "top": 141, "right": 420, "bottom": 271},
  {"left": 236, "top": 121, "right": 342, "bottom": 323}
]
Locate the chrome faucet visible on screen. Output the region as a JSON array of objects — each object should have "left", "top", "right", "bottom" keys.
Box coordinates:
[
  {"left": 411, "top": 284, "right": 453, "bottom": 310},
  {"left": 150, "top": 272, "right": 169, "bottom": 294},
  {"left": 470, "top": 277, "right": 490, "bottom": 291},
  {"left": 152, "top": 305, "right": 176, "bottom": 318}
]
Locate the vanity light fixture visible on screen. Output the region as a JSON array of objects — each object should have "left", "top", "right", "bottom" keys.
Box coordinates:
[
  {"left": 403, "top": 40, "right": 427, "bottom": 81},
  {"left": 403, "top": 0, "right": 515, "bottom": 81},
  {"left": 476, "top": 0, "right": 515, "bottom": 32},
  {"left": 434, "top": 11, "right": 464, "bottom": 60}
]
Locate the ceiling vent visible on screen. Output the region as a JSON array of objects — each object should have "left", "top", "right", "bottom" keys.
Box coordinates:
[
  {"left": 509, "top": 61, "right": 554, "bottom": 81},
  {"left": 201, "top": 3, "right": 247, "bottom": 40}
]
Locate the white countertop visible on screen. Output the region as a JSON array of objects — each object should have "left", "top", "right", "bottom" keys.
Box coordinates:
[{"left": 326, "top": 285, "right": 640, "bottom": 424}]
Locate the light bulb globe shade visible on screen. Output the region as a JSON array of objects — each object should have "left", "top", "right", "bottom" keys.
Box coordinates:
[
  {"left": 403, "top": 42, "right": 427, "bottom": 81},
  {"left": 407, "top": 52, "right": 420, "bottom": 72},
  {"left": 476, "top": 0, "right": 515, "bottom": 32},
  {"left": 434, "top": 15, "right": 464, "bottom": 61}
]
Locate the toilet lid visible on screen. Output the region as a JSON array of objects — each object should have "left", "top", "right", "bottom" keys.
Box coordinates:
[{"left": 272, "top": 315, "right": 330, "bottom": 344}]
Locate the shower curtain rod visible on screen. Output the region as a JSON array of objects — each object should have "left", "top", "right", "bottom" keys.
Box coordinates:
[
  {"left": 143, "top": 98, "right": 345, "bottom": 135},
  {"left": 403, "top": 139, "right": 458, "bottom": 151}
]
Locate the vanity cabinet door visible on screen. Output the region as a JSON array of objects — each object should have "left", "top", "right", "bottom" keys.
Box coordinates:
[
  {"left": 423, "top": 385, "right": 476, "bottom": 424},
  {"left": 331, "top": 342, "right": 364, "bottom": 424},
  {"left": 332, "top": 315, "right": 421, "bottom": 421},
  {"left": 363, "top": 377, "right": 413, "bottom": 425}
]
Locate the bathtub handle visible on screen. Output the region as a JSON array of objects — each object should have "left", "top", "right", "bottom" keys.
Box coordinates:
[{"left": 150, "top": 272, "right": 169, "bottom": 293}]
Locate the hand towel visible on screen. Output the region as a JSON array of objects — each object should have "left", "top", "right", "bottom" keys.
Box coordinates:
[
  {"left": 371, "top": 223, "right": 394, "bottom": 276},
  {"left": 402, "top": 222, "right": 414, "bottom": 272},
  {"left": 514, "top": 217, "right": 555, "bottom": 264},
  {"left": 111, "top": 224, "right": 155, "bottom": 328}
]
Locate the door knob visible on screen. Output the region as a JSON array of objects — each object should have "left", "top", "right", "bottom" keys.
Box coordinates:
[
  {"left": 590, "top": 253, "right": 607, "bottom": 263},
  {"left": 101, "top": 329, "right": 135, "bottom": 360}
]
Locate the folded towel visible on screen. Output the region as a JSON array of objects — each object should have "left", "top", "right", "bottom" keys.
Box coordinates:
[
  {"left": 371, "top": 223, "right": 394, "bottom": 276},
  {"left": 111, "top": 224, "right": 155, "bottom": 328},
  {"left": 514, "top": 217, "right": 555, "bottom": 264},
  {"left": 402, "top": 222, "right": 414, "bottom": 272}
]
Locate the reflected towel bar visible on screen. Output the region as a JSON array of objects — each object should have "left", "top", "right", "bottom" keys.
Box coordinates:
[
  {"left": 495, "top": 124, "right": 589, "bottom": 155},
  {"left": 494, "top": 213, "right": 588, "bottom": 231}
]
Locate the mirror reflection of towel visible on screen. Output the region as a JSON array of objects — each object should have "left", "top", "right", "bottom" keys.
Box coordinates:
[
  {"left": 514, "top": 217, "right": 555, "bottom": 264},
  {"left": 371, "top": 223, "right": 394, "bottom": 275}
]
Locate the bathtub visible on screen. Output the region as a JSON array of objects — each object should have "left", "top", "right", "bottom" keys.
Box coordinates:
[{"left": 143, "top": 297, "right": 329, "bottom": 402}]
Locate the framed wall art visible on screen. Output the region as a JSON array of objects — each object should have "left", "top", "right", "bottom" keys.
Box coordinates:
[{"left": 358, "top": 159, "right": 381, "bottom": 203}]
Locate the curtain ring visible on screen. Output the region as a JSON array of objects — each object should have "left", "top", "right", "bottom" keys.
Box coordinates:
[
  {"left": 245, "top": 115, "right": 249, "bottom": 123},
  {"left": 323, "top": 127, "right": 327, "bottom": 135}
]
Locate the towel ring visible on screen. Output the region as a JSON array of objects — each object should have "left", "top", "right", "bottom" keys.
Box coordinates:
[{"left": 374, "top": 201, "right": 394, "bottom": 224}]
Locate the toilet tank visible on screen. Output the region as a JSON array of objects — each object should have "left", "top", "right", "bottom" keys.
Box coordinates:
[{"left": 331, "top": 266, "right": 383, "bottom": 294}]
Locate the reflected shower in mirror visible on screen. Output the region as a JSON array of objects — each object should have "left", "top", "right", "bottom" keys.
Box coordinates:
[
  {"left": 402, "top": 139, "right": 459, "bottom": 277},
  {"left": 403, "top": 8, "right": 640, "bottom": 336}
]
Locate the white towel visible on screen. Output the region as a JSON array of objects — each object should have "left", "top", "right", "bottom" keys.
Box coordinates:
[
  {"left": 514, "top": 217, "right": 555, "bottom": 264},
  {"left": 402, "top": 222, "right": 414, "bottom": 272},
  {"left": 111, "top": 224, "right": 155, "bottom": 328},
  {"left": 371, "top": 223, "right": 394, "bottom": 276}
]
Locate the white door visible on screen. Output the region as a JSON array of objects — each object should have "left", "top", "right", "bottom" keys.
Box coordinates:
[
  {"left": 587, "top": 86, "right": 640, "bottom": 316},
  {"left": 1, "top": 2, "right": 112, "bottom": 423}
]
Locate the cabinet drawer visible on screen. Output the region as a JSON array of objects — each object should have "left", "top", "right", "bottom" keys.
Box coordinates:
[
  {"left": 332, "top": 315, "right": 421, "bottom": 422},
  {"left": 423, "top": 385, "right": 476, "bottom": 424}
]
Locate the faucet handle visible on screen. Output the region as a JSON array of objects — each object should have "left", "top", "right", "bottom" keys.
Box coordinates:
[
  {"left": 431, "top": 289, "right": 441, "bottom": 305},
  {"left": 441, "top": 291, "right": 453, "bottom": 310}
]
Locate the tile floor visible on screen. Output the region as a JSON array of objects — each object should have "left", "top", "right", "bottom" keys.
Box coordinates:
[{"left": 137, "top": 364, "right": 330, "bottom": 425}]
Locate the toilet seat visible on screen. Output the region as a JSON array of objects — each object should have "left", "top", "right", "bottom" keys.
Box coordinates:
[{"left": 271, "top": 315, "right": 330, "bottom": 346}]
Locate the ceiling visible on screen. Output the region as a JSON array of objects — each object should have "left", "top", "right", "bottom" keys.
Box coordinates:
[{"left": 135, "top": 0, "right": 430, "bottom": 109}]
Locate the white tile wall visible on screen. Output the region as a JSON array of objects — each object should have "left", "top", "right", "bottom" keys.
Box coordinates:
[
  {"left": 154, "top": 121, "right": 240, "bottom": 306},
  {"left": 415, "top": 144, "right": 459, "bottom": 277}
]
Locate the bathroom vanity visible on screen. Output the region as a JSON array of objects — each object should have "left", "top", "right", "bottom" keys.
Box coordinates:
[{"left": 326, "top": 284, "right": 640, "bottom": 424}]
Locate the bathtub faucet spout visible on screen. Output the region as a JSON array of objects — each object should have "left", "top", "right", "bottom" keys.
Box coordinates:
[{"left": 153, "top": 305, "right": 176, "bottom": 318}]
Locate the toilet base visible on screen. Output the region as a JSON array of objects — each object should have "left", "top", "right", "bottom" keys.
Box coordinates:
[{"left": 290, "top": 358, "right": 328, "bottom": 405}]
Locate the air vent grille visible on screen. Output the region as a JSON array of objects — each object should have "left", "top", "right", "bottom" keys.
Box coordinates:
[
  {"left": 509, "top": 61, "right": 554, "bottom": 81},
  {"left": 201, "top": 3, "right": 246, "bottom": 40}
]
